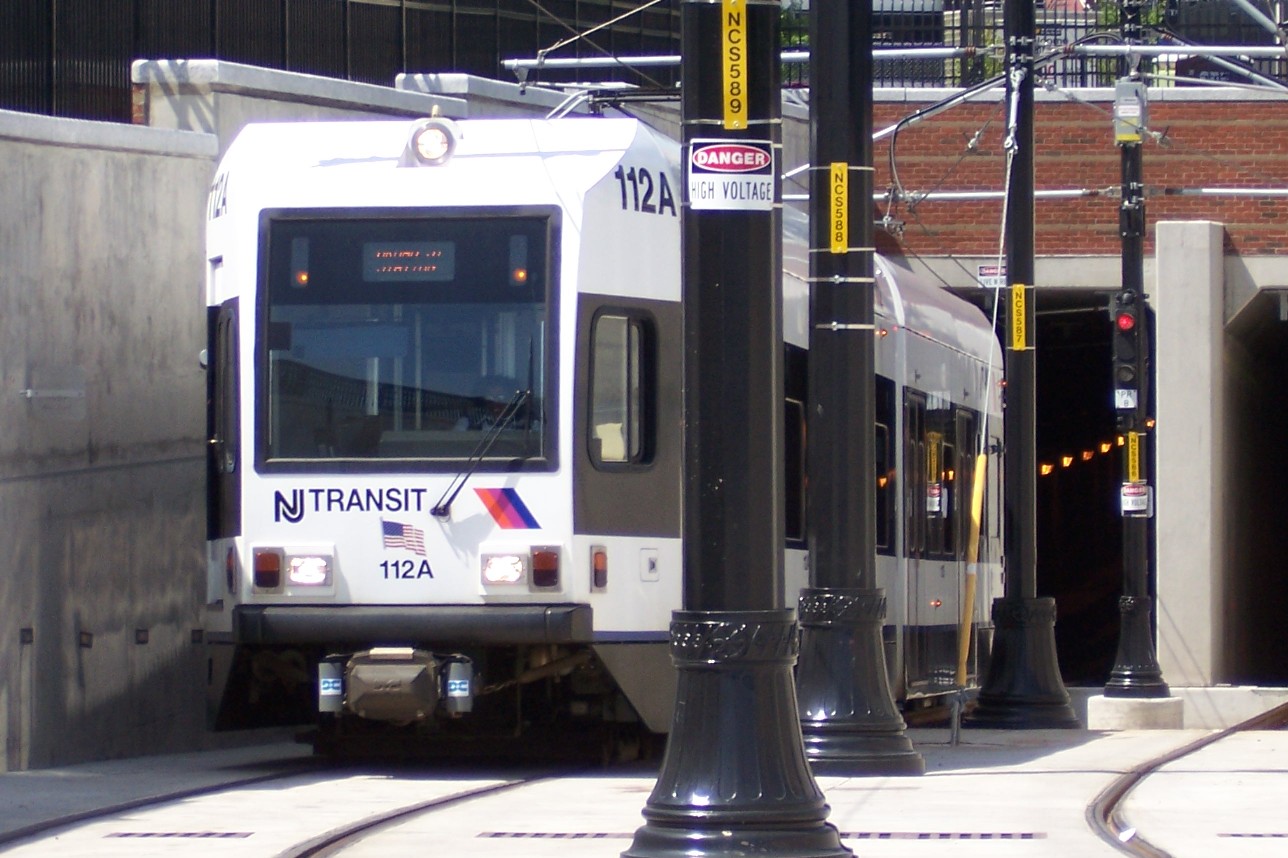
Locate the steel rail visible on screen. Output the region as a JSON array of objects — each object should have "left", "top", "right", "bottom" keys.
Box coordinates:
[{"left": 1085, "top": 701, "right": 1288, "bottom": 857}]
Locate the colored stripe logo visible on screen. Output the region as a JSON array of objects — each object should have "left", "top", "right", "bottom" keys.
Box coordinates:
[{"left": 474, "top": 488, "right": 541, "bottom": 530}]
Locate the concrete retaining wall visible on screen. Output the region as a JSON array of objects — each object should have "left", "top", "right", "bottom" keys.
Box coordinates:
[{"left": 0, "top": 111, "right": 217, "bottom": 770}]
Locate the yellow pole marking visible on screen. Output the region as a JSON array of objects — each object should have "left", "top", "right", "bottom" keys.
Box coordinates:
[
  {"left": 722, "top": 0, "right": 746, "bottom": 130},
  {"left": 1127, "top": 431, "right": 1141, "bottom": 483},
  {"left": 1010, "top": 284, "right": 1029, "bottom": 351},
  {"left": 830, "top": 162, "right": 847, "bottom": 254}
]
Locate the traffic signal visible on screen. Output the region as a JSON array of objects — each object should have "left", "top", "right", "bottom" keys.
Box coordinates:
[{"left": 1110, "top": 289, "right": 1144, "bottom": 419}]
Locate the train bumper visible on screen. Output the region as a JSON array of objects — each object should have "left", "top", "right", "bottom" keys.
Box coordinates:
[{"left": 232, "top": 603, "right": 593, "bottom": 645}]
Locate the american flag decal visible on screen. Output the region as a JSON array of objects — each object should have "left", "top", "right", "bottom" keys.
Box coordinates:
[
  {"left": 382, "top": 519, "right": 426, "bottom": 555},
  {"left": 474, "top": 488, "right": 541, "bottom": 529}
]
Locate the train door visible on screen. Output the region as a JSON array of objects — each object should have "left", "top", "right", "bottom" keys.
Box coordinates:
[
  {"left": 573, "top": 297, "right": 683, "bottom": 543},
  {"left": 208, "top": 297, "right": 241, "bottom": 542},
  {"left": 904, "top": 390, "right": 967, "bottom": 695}
]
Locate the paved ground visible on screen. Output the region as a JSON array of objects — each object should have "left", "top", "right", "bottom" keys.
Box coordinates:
[{"left": 1, "top": 726, "right": 1285, "bottom": 856}]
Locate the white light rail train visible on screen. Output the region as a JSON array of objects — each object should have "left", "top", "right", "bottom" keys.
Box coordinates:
[{"left": 202, "top": 114, "right": 1004, "bottom": 753}]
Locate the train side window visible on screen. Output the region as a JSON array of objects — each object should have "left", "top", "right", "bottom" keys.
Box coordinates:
[
  {"left": 784, "top": 343, "right": 808, "bottom": 546},
  {"left": 924, "top": 399, "right": 959, "bottom": 560},
  {"left": 876, "top": 375, "right": 895, "bottom": 555},
  {"left": 785, "top": 397, "right": 806, "bottom": 544},
  {"left": 589, "top": 311, "right": 654, "bottom": 467},
  {"left": 954, "top": 407, "right": 979, "bottom": 561},
  {"left": 904, "top": 389, "right": 927, "bottom": 557}
]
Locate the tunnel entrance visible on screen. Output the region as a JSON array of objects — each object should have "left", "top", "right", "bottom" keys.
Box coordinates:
[{"left": 1224, "top": 290, "right": 1288, "bottom": 685}]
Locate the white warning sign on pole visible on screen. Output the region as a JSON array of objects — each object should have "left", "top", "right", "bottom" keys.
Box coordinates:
[
  {"left": 688, "top": 139, "right": 775, "bottom": 211},
  {"left": 1121, "top": 481, "right": 1153, "bottom": 517}
]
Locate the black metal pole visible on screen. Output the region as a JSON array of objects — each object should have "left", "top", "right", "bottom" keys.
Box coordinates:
[
  {"left": 964, "top": 0, "right": 1078, "bottom": 730},
  {"left": 624, "top": 0, "right": 849, "bottom": 854},
  {"left": 794, "top": 0, "right": 922, "bottom": 775},
  {"left": 1105, "top": 0, "right": 1169, "bottom": 699}
]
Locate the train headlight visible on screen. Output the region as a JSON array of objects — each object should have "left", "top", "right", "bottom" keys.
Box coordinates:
[
  {"left": 288, "top": 555, "right": 331, "bottom": 587},
  {"left": 482, "top": 552, "right": 528, "bottom": 585}
]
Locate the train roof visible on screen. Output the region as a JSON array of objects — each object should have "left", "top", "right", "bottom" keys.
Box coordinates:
[
  {"left": 782, "top": 206, "right": 1000, "bottom": 364},
  {"left": 217, "top": 116, "right": 663, "bottom": 176}
]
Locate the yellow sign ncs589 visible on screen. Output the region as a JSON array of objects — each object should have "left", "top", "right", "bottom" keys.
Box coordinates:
[{"left": 722, "top": 0, "right": 746, "bottom": 130}]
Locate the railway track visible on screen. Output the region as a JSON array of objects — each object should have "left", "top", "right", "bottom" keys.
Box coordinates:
[
  {"left": 0, "top": 758, "right": 568, "bottom": 858},
  {"left": 1087, "top": 700, "right": 1288, "bottom": 856}
]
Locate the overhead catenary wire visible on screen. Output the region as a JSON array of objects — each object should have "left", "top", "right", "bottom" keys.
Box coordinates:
[{"left": 504, "top": 46, "right": 975, "bottom": 75}]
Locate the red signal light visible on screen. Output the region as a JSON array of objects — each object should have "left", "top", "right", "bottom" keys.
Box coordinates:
[{"left": 1116, "top": 312, "right": 1136, "bottom": 332}]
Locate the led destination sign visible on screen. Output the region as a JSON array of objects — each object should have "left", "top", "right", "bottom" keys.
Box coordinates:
[{"left": 363, "top": 241, "right": 455, "bottom": 282}]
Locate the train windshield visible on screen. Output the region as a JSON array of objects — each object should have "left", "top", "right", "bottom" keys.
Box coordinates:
[{"left": 258, "top": 208, "right": 556, "bottom": 469}]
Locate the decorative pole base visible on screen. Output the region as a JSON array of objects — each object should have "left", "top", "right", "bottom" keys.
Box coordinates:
[
  {"left": 796, "top": 588, "right": 924, "bottom": 775},
  {"left": 623, "top": 609, "right": 852, "bottom": 858},
  {"left": 964, "top": 597, "right": 1081, "bottom": 729},
  {"left": 1104, "top": 595, "right": 1170, "bottom": 698}
]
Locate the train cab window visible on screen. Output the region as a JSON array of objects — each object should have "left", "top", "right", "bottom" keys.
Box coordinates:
[
  {"left": 589, "top": 311, "right": 654, "bottom": 467},
  {"left": 258, "top": 208, "right": 557, "bottom": 470}
]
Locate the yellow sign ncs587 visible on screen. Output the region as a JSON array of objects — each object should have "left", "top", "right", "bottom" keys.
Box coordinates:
[
  {"left": 722, "top": 0, "right": 746, "bottom": 130},
  {"left": 1010, "top": 284, "right": 1029, "bottom": 351}
]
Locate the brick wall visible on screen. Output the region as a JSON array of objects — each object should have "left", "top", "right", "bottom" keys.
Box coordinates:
[{"left": 871, "top": 95, "right": 1288, "bottom": 257}]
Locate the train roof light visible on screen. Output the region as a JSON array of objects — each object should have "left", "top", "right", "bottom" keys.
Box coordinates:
[{"left": 404, "top": 117, "right": 460, "bottom": 167}]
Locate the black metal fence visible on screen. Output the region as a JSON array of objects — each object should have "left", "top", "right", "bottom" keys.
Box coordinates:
[
  {"left": 3, "top": 0, "right": 1285, "bottom": 124},
  {"left": 0, "top": 0, "right": 682, "bottom": 123},
  {"left": 780, "top": 0, "right": 1288, "bottom": 90}
]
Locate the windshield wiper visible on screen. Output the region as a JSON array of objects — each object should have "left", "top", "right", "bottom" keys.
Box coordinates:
[{"left": 430, "top": 389, "right": 531, "bottom": 519}]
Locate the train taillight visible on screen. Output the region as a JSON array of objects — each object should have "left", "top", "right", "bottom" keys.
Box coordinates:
[
  {"left": 591, "top": 546, "right": 608, "bottom": 589},
  {"left": 531, "top": 548, "right": 559, "bottom": 588},
  {"left": 253, "top": 549, "right": 282, "bottom": 591}
]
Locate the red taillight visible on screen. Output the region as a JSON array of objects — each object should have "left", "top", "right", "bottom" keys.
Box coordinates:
[
  {"left": 532, "top": 549, "right": 559, "bottom": 588},
  {"left": 225, "top": 546, "right": 237, "bottom": 593},
  {"left": 253, "top": 550, "right": 282, "bottom": 589},
  {"left": 592, "top": 547, "right": 608, "bottom": 589}
]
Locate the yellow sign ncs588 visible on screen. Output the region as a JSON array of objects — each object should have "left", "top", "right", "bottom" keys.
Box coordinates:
[
  {"left": 1127, "top": 431, "right": 1141, "bottom": 482},
  {"left": 722, "top": 0, "right": 746, "bottom": 130},
  {"left": 830, "top": 163, "right": 847, "bottom": 254}
]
